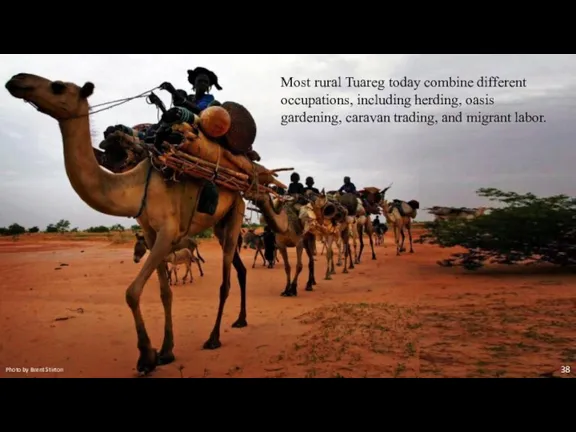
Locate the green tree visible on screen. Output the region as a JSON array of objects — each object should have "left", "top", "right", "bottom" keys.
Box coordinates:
[
  {"left": 130, "top": 224, "right": 141, "bottom": 232},
  {"left": 55, "top": 219, "right": 71, "bottom": 233},
  {"left": 110, "top": 224, "right": 125, "bottom": 232},
  {"left": 7, "top": 223, "right": 26, "bottom": 236},
  {"left": 85, "top": 225, "right": 110, "bottom": 233},
  {"left": 422, "top": 188, "right": 576, "bottom": 270},
  {"left": 45, "top": 224, "right": 58, "bottom": 233},
  {"left": 28, "top": 226, "right": 40, "bottom": 233}
]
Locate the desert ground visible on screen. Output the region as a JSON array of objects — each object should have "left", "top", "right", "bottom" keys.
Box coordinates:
[{"left": 0, "top": 229, "right": 574, "bottom": 378}]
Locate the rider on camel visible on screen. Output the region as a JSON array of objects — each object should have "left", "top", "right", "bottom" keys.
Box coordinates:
[
  {"left": 160, "top": 67, "right": 222, "bottom": 116},
  {"left": 338, "top": 176, "right": 357, "bottom": 194},
  {"left": 303, "top": 176, "right": 320, "bottom": 195}
]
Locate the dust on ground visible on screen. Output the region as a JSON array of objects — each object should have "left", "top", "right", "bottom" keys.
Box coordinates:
[{"left": 0, "top": 230, "right": 574, "bottom": 378}]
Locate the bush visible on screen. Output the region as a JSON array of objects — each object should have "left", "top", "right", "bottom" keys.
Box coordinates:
[
  {"left": 85, "top": 225, "right": 110, "bottom": 233},
  {"left": 421, "top": 188, "right": 576, "bottom": 270},
  {"left": 196, "top": 228, "right": 213, "bottom": 239}
]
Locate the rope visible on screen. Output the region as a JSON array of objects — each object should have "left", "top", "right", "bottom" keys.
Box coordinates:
[
  {"left": 133, "top": 160, "right": 154, "bottom": 219},
  {"left": 88, "top": 86, "right": 161, "bottom": 116}
]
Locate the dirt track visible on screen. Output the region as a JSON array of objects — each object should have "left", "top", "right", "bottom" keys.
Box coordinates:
[{"left": 0, "top": 232, "right": 574, "bottom": 378}]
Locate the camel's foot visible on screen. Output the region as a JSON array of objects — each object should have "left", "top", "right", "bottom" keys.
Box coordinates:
[
  {"left": 336, "top": 262, "right": 342, "bottom": 267},
  {"left": 372, "top": 254, "right": 376, "bottom": 260},
  {"left": 305, "top": 282, "right": 314, "bottom": 291},
  {"left": 410, "top": 249, "right": 414, "bottom": 254},
  {"left": 343, "top": 268, "right": 349, "bottom": 274},
  {"left": 324, "top": 274, "right": 332, "bottom": 281},
  {"left": 157, "top": 350, "right": 175, "bottom": 366},
  {"left": 281, "top": 284, "right": 297, "bottom": 297},
  {"left": 232, "top": 317, "right": 248, "bottom": 328},
  {"left": 400, "top": 247, "right": 406, "bottom": 252},
  {"left": 136, "top": 348, "right": 158, "bottom": 375},
  {"left": 330, "top": 268, "right": 336, "bottom": 275},
  {"left": 200, "top": 272, "right": 204, "bottom": 277},
  {"left": 203, "top": 336, "right": 222, "bottom": 350}
]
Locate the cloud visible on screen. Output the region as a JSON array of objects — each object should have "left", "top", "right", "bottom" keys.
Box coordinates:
[{"left": 0, "top": 54, "right": 575, "bottom": 228}]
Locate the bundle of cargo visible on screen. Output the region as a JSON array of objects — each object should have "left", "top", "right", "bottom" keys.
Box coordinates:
[{"left": 95, "top": 103, "right": 290, "bottom": 197}]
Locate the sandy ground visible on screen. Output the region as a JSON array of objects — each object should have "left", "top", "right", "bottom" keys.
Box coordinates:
[{"left": 0, "top": 231, "right": 574, "bottom": 378}]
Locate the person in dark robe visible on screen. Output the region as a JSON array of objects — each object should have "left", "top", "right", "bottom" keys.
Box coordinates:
[
  {"left": 338, "top": 176, "right": 357, "bottom": 194},
  {"left": 262, "top": 225, "right": 276, "bottom": 268},
  {"left": 303, "top": 176, "right": 320, "bottom": 194},
  {"left": 160, "top": 66, "right": 222, "bottom": 116},
  {"left": 287, "top": 172, "right": 304, "bottom": 195}
]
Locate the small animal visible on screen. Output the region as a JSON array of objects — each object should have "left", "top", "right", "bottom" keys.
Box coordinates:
[{"left": 164, "top": 248, "right": 197, "bottom": 285}]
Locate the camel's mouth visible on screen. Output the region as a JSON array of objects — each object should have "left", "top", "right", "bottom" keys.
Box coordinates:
[{"left": 5, "top": 77, "right": 34, "bottom": 100}]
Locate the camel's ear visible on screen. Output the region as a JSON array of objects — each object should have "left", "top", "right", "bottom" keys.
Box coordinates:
[
  {"left": 80, "top": 82, "right": 94, "bottom": 99},
  {"left": 321, "top": 188, "right": 325, "bottom": 195}
]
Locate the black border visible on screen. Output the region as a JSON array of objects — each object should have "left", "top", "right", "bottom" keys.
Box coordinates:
[{"left": 1, "top": 9, "right": 570, "bottom": 418}]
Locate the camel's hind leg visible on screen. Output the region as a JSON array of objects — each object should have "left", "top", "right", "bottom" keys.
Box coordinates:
[
  {"left": 278, "top": 246, "right": 293, "bottom": 296},
  {"left": 289, "top": 241, "right": 305, "bottom": 294},
  {"left": 252, "top": 248, "right": 259, "bottom": 268},
  {"left": 231, "top": 249, "right": 248, "bottom": 328},
  {"left": 366, "top": 222, "right": 376, "bottom": 260},
  {"left": 203, "top": 197, "right": 245, "bottom": 350},
  {"left": 126, "top": 229, "right": 176, "bottom": 375},
  {"left": 195, "top": 258, "right": 204, "bottom": 277},
  {"left": 181, "top": 262, "right": 192, "bottom": 284}
]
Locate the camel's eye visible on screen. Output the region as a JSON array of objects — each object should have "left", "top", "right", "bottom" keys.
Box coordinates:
[{"left": 51, "top": 81, "right": 66, "bottom": 95}]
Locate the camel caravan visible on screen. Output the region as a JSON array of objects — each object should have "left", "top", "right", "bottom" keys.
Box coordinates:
[{"left": 5, "top": 68, "right": 472, "bottom": 376}]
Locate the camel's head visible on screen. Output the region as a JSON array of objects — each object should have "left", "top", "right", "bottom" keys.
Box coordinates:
[
  {"left": 133, "top": 233, "right": 148, "bottom": 263},
  {"left": 360, "top": 187, "right": 382, "bottom": 205},
  {"left": 5, "top": 73, "right": 94, "bottom": 121}
]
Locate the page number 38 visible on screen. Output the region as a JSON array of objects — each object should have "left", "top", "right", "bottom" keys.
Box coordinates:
[{"left": 560, "top": 365, "right": 571, "bottom": 374}]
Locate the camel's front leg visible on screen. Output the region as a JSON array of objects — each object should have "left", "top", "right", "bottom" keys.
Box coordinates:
[
  {"left": 157, "top": 263, "right": 175, "bottom": 366},
  {"left": 356, "top": 224, "right": 364, "bottom": 264},
  {"left": 126, "top": 229, "right": 175, "bottom": 375},
  {"left": 325, "top": 236, "right": 334, "bottom": 280},
  {"left": 204, "top": 199, "right": 245, "bottom": 350},
  {"left": 366, "top": 223, "right": 377, "bottom": 260},
  {"left": 399, "top": 228, "right": 406, "bottom": 253},
  {"left": 406, "top": 223, "right": 415, "bottom": 253},
  {"left": 305, "top": 234, "right": 316, "bottom": 289}
]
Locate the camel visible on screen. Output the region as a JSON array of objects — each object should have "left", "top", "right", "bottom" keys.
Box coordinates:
[
  {"left": 133, "top": 233, "right": 205, "bottom": 277},
  {"left": 242, "top": 228, "right": 279, "bottom": 268},
  {"left": 326, "top": 191, "right": 363, "bottom": 267},
  {"left": 164, "top": 248, "right": 197, "bottom": 285},
  {"left": 323, "top": 191, "right": 359, "bottom": 272},
  {"left": 5, "top": 73, "right": 290, "bottom": 375},
  {"left": 377, "top": 186, "right": 419, "bottom": 256},
  {"left": 427, "top": 206, "right": 487, "bottom": 221},
  {"left": 316, "top": 196, "right": 353, "bottom": 279}
]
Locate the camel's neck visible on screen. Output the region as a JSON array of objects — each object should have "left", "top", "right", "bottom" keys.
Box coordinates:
[{"left": 59, "top": 115, "right": 147, "bottom": 217}]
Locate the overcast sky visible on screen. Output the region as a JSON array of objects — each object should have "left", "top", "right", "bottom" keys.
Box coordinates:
[{"left": 1, "top": 54, "right": 575, "bottom": 229}]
